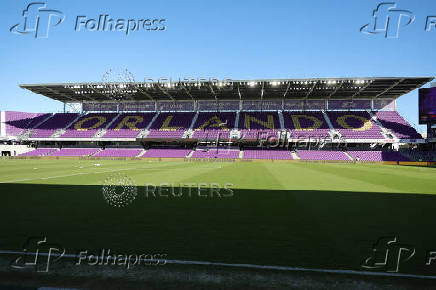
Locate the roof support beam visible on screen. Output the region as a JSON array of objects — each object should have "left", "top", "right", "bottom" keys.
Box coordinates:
[
  {"left": 237, "top": 85, "right": 242, "bottom": 100},
  {"left": 136, "top": 86, "right": 154, "bottom": 101},
  {"left": 283, "top": 82, "right": 291, "bottom": 98},
  {"left": 374, "top": 79, "right": 404, "bottom": 98},
  {"left": 91, "top": 87, "right": 117, "bottom": 101},
  {"left": 327, "top": 82, "right": 343, "bottom": 99},
  {"left": 208, "top": 84, "right": 217, "bottom": 101},
  {"left": 350, "top": 81, "right": 372, "bottom": 99},
  {"left": 157, "top": 85, "right": 175, "bottom": 101},
  {"left": 42, "top": 86, "right": 79, "bottom": 103},
  {"left": 305, "top": 81, "right": 318, "bottom": 99},
  {"left": 260, "top": 82, "right": 265, "bottom": 100}
]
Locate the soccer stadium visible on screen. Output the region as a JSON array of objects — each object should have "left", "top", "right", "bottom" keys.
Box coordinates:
[
  {"left": 1, "top": 1, "right": 436, "bottom": 289},
  {"left": 2, "top": 77, "right": 436, "bottom": 162}
]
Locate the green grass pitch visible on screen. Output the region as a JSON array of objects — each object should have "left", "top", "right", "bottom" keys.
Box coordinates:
[{"left": 0, "top": 158, "right": 436, "bottom": 277}]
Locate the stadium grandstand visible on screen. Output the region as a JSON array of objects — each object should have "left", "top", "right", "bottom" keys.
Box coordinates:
[{"left": 1, "top": 76, "right": 436, "bottom": 162}]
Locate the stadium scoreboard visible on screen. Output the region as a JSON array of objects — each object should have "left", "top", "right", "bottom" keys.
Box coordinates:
[{"left": 419, "top": 87, "right": 436, "bottom": 124}]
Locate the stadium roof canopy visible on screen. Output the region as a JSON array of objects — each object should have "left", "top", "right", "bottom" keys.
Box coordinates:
[{"left": 19, "top": 77, "right": 434, "bottom": 103}]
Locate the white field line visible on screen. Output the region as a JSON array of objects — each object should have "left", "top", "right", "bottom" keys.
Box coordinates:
[
  {"left": 0, "top": 250, "right": 436, "bottom": 280},
  {"left": 0, "top": 162, "right": 222, "bottom": 184},
  {"left": 0, "top": 168, "right": 135, "bottom": 184}
]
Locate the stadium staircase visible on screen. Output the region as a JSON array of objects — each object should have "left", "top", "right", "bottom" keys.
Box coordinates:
[
  {"left": 107, "top": 112, "right": 122, "bottom": 129},
  {"left": 146, "top": 112, "right": 160, "bottom": 130},
  {"left": 89, "top": 149, "right": 102, "bottom": 157},
  {"left": 19, "top": 113, "right": 55, "bottom": 140},
  {"left": 239, "top": 150, "right": 244, "bottom": 159},
  {"left": 33, "top": 113, "right": 54, "bottom": 130},
  {"left": 343, "top": 151, "right": 354, "bottom": 161},
  {"left": 54, "top": 112, "right": 86, "bottom": 138},
  {"left": 367, "top": 110, "right": 396, "bottom": 140},
  {"left": 189, "top": 112, "right": 199, "bottom": 130},
  {"left": 136, "top": 149, "right": 147, "bottom": 157},
  {"left": 51, "top": 129, "right": 65, "bottom": 138},
  {"left": 136, "top": 129, "right": 149, "bottom": 138},
  {"left": 186, "top": 150, "right": 195, "bottom": 158},
  {"left": 291, "top": 151, "right": 300, "bottom": 160},
  {"left": 278, "top": 111, "right": 285, "bottom": 129},
  {"left": 17, "top": 130, "right": 33, "bottom": 141},
  {"left": 97, "top": 112, "right": 122, "bottom": 138},
  {"left": 230, "top": 129, "right": 240, "bottom": 139},
  {"left": 234, "top": 111, "right": 240, "bottom": 129},
  {"left": 94, "top": 129, "right": 107, "bottom": 138},
  {"left": 322, "top": 110, "right": 341, "bottom": 139},
  {"left": 182, "top": 129, "right": 193, "bottom": 139}
]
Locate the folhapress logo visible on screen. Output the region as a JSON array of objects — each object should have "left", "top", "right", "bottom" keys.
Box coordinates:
[
  {"left": 10, "top": 237, "right": 65, "bottom": 272},
  {"left": 360, "top": 2, "right": 414, "bottom": 38},
  {"left": 10, "top": 2, "right": 65, "bottom": 39}
]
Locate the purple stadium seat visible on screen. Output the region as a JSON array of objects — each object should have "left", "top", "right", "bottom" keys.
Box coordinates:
[
  {"left": 283, "top": 111, "right": 331, "bottom": 139},
  {"left": 297, "top": 150, "right": 350, "bottom": 161},
  {"left": 375, "top": 111, "right": 422, "bottom": 139},
  {"left": 103, "top": 113, "right": 156, "bottom": 138},
  {"left": 31, "top": 113, "right": 79, "bottom": 138},
  {"left": 327, "top": 111, "right": 384, "bottom": 139},
  {"left": 191, "top": 148, "right": 240, "bottom": 159},
  {"left": 47, "top": 148, "right": 100, "bottom": 157},
  {"left": 60, "top": 113, "right": 118, "bottom": 138},
  {"left": 243, "top": 149, "right": 293, "bottom": 160},
  {"left": 19, "top": 148, "right": 58, "bottom": 156},
  {"left": 142, "top": 148, "right": 191, "bottom": 158},
  {"left": 145, "top": 112, "right": 194, "bottom": 139},
  {"left": 191, "top": 112, "right": 235, "bottom": 140},
  {"left": 5, "top": 111, "right": 50, "bottom": 137},
  {"left": 348, "top": 151, "right": 410, "bottom": 161},
  {"left": 93, "top": 148, "right": 143, "bottom": 157}
]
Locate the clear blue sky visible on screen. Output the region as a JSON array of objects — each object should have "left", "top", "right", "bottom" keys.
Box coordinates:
[{"left": 0, "top": 0, "right": 435, "bottom": 131}]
